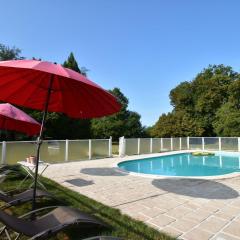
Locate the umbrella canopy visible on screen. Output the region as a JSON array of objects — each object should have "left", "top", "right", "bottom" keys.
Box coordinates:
[
  {"left": 0, "top": 103, "right": 41, "bottom": 136},
  {"left": 0, "top": 59, "right": 121, "bottom": 211},
  {"left": 0, "top": 60, "right": 121, "bottom": 118}
]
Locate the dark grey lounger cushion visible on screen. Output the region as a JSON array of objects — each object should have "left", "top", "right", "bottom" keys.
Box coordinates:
[
  {"left": 0, "top": 206, "right": 107, "bottom": 237},
  {"left": 0, "top": 189, "right": 52, "bottom": 205},
  {"left": 83, "top": 236, "right": 123, "bottom": 240}
]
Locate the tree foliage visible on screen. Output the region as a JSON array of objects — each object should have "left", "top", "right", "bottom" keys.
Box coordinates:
[
  {"left": 151, "top": 64, "right": 240, "bottom": 137},
  {"left": 213, "top": 103, "right": 240, "bottom": 136},
  {"left": 0, "top": 44, "right": 23, "bottom": 60},
  {"left": 91, "top": 88, "right": 146, "bottom": 140},
  {"left": 63, "top": 52, "right": 88, "bottom": 76}
]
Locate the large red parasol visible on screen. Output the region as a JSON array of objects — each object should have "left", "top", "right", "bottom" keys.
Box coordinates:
[
  {"left": 0, "top": 103, "right": 41, "bottom": 136},
  {"left": 0, "top": 60, "right": 120, "bottom": 118},
  {"left": 0, "top": 60, "right": 121, "bottom": 210}
]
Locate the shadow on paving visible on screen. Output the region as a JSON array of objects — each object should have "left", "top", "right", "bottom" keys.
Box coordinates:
[
  {"left": 65, "top": 178, "right": 94, "bottom": 187},
  {"left": 80, "top": 167, "right": 128, "bottom": 176},
  {"left": 152, "top": 178, "right": 239, "bottom": 199}
]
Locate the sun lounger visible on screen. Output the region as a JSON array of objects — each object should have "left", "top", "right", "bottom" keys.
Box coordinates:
[
  {"left": 0, "top": 174, "right": 6, "bottom": 183},
  {"left": 0, "top": 189, "right": 53, "bottom": 210},
  {"left": 0, "top": 165, "right": 7, "bottom": 173},
  {"left": 0, "top": 206, "right": 107, "bottom": 239},
  {"left": 82, "top": 236, "right": 123, "bottom": 240},
  {"left": 0, "top": 170, "right": 12, "bottom": 183},
  {"left": 0, "top": 169, "right": 18, "bottom": 184}
]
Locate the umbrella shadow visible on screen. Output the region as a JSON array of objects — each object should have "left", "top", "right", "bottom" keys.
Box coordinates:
[
  {"left": 80, "top": 167, "right": 128, "bottom": 176},
  {"left": 152, "top": 178, "right": 239, "bottom": 199},
  {"left": 65, "top": 178, "right": 94, "bottom": 187}
]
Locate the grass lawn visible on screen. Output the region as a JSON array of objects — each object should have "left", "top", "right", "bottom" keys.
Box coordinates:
[{"left": 0, "top": 166, "right": 174, "bottom": 240}]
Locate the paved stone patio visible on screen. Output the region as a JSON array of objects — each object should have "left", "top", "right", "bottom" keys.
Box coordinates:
[{"left": 43, "top": 152, "right": 240, "bottom": 240}]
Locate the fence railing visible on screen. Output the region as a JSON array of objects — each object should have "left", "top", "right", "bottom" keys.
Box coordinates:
[
  {"left": 119, "top": 137, "right": 240, "bottom": 157},
  {"left": 3, "top": 136, "right": 240, "bottom": 164},
  {"left": 1, "top": 137, "right": 112, "bottom": 165}
]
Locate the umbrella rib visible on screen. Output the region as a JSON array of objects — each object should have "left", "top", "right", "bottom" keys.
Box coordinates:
[
  {"left": 2, "top": 71, "right": 45, "bottom": 104},
  {"left": 82, "top": 83, "right": 116, "bottom": 117},
  {"left": 21, "top": 73, "right": 49, "bottom": 108},
  {"left": 70, "top": 81, "right": 98, "bottom": 118},
  {"left": 56, "top": 76, "right": 64, "bottom": 112},
  {"left": 100, "top": 89, "right": 120, "bottom": 114},
  {"left": 0, "top": 67, "right": 29, "bottom": 78},
  {"left": 0, "top": 68, "right": 59, "bottom": 91},
  {"left": 62, "top": 80, "right": 82, "bottom": 117},
  {"left": 0, "top": 69, "right": 31, "bottom": 88},
  {"left": 79, "top": 84, "right": 102, "bottom": 118},
  {"left": 0, "top": 69, "right": 39, "bottom": 92}
]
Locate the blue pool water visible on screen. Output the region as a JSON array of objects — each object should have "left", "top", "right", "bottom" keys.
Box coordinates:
[{"left": 118, "top": 153, "right": 240, "bottom": 177}]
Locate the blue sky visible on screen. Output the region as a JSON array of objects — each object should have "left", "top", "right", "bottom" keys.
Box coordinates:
[{"left": 1, "top": 0, "right": 240, "bottom": 126}]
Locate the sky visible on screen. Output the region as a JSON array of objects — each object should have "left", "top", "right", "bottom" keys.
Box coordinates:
[{"left": 1, "top": 0, "right": 240, "bottom": 126}]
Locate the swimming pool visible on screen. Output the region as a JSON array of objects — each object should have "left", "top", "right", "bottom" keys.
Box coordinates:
[{"left": 118, "top": 153, "right": 240, "bottom": 177}]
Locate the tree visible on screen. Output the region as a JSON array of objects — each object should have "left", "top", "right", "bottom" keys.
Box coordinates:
[
  {"left": 150, "top": 111, "right": 204, "bottom": 137},
  {"left": 151, "top": 64, "right": 238, "bottom": 137},
  {"left": 213, "top": 77, "right": 240, "bottom": 136},
  {"left": 91, "top": 88, "right": 146, "bottom": 140},
  {"left": 213, "top": 103, "right": 240, "bottom": 136},
  {"left": 0, "top": 44, "right": 23, "bottom": 60},
  {"left": 63, "top": 52, "right": 88, "bottom": 76},
  {"left": 24, "top": 110, "right": 90, "bottom": 139},
  {"left": 170, "top": 81, "right": 194, "bottom": 113},
  {"left": 227, "top": 78, "right": 240, "bottom": 109}
]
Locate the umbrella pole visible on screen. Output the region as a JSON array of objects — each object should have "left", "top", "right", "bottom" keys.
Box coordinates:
[{"left": 32, "top": 75, "right": 54, "bottom": 211}]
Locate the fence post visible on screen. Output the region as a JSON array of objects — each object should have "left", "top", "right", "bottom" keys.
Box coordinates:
[
  {"left": 65, "top": 139, "right": 69, "bottom": 162},
  {"left": 137, "top": 138, "right": 140, "bottom": 155},
  {"left": 123, "top": 137, "right": 126, "bottom": 156},
  {"left": 238, "top": 138, "right": 240, "bottom": 152},
  {"left": 118, "top": 137, "right": 121, "bottom": 157},
  {"left": 187, "top": 137, "right": 190, "bottom": 150},
  {"left": 179, "top": 138, "right": 182, "bottom": 150},
  {"left": 89, "top": 139, "right": 92, "bottom": 160},
  {"left": 171, "top": 137, "right": 173, "bottom": 151},
  {"left": 160, "top": 138, "right": 163, "bottom": 151},
  {"left": 202, "top": 137, "right": 204, "bottom": 151},
  {"left": 1, "top": 141, "right": 6, "bottom": 164},
  {"left": 119, "top": 136, "right": 125, "bottom": 157},
  {"left": 109, "top": 136, "right": 112, "bottom": 157},
  {"left": 219, "top": 137, "right": 222, "bottom": 151},
  {"left": 150, "top": 138, "right": 153, "bottom": 153}
]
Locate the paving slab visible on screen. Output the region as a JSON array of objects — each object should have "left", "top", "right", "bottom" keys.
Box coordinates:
[
  {"left": 182, "top": 227, "right": 213, "bottom": 240},
  {"left": 162, "top": 226, "right": 183, "bottom": 238},
  {"left": 198, "top": 216, "right": 228, "bottom": 234},
  {"left": 211, "top": 233, "right": 240, "bottom": 240},
  {"left": 170, "top": 218, "right": 198, "bottom": 232},
  {"left": 43, "top": 151, "right": 240, "bottom": 239},
  {"left": 223, "top": 221, "right": 240, "bottom": 238}
]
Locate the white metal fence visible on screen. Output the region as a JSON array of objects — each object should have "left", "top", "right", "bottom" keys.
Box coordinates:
[
  {"left": 119, "top": 137, "right": 240, "bottom": 157},
  {"left": 3, "top": 136, "right": 240, "bottom": 164},
  {"left": 1, "top": 137, "right": 112, "bottom": 165}
]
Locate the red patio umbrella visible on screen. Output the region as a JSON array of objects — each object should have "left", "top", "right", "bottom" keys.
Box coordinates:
[
  {"left": 0, "top": 60, "right": 121, "bottom": 210},
  {"left": 0, "top": 103, "right": 41, "bottom": 136}
]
